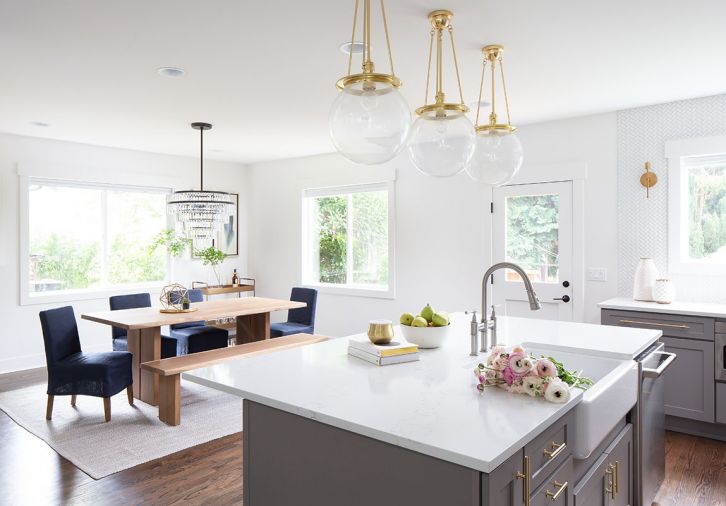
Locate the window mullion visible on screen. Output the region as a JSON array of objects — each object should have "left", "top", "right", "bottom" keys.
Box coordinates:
[
  {"left": 101, "top": 190, "right": 109, "bottom": 286},
  {"left": 346, "top": 193, "right": 354, "bottom": 285}
]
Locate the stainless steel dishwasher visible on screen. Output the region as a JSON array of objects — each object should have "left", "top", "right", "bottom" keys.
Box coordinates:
[{"left": 634, "top": 342, "right": 677, "bottom": 506}]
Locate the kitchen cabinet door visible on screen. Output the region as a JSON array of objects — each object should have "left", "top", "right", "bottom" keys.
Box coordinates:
[
  {"left": 483, "top": 449, "right": 525, "bottom": 506},
  {"left": 573, "top": 453, "right": 609, "bottom": 506},
  {"left": 662, "top": 336, "right": 715, "bottom": 423},
  {"left": 604, "top": 425, "right": 633, "bottom": 506}
]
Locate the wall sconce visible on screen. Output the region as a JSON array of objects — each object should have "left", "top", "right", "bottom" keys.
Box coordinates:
[{"left": 640, "top": 161, "right": 657, "bottom": 198}]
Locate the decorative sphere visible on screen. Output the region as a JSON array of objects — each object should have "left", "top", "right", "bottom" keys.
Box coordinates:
[
  {"left": 466, "top": 130, "right": 523, "bottom": 185},
  {"left": 329, "top": 81, "right": 411, "bottom": 165},
  {"left": 407, "top": 110, "right": 475, "bottom": 177}
]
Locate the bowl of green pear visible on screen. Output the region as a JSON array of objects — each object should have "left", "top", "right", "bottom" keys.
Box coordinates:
[{"left": 398, "top": 304, "right": 451, "bottom": 349}]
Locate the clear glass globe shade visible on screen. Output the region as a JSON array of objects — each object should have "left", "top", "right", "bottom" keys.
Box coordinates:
[
  {"left": 329, "top": 81, "right": 411, "bottom": 165},
  {"left": 465, "top": 130, "right": 523, "bottom": 185},
  {"left": 407, "top": 110, "right": 475, "bottom": 177}
]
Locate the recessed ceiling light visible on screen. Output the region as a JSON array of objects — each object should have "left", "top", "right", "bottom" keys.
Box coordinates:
[
  {"left": 339, "top": 42, "right": 365, "bottom": 55},
  {"left": 157, "top": 67, "right": 186, "bottom": 78},
  {"left": 30, "top": 121, "right": 49, "bottom": 127}
]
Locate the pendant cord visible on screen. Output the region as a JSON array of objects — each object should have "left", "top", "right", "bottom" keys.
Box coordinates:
[
  {"left": 424, "top": 29, "right": 434, "bottom": 105},
  {"left": 448, "top": 26, "right": 464, "bottom": 105},
  {"left": 436, "top": 27, "right": 443, "bottom": 99},
  {"left": 490, "top": 57, "right": 496, "bottom": 124},
  {"left": 499, "top": 57, "right": 512, "bottom": 126},
  {"left": 380, "top": 0, "right": 395, "bottom": 77},
  {"left": 475, "top": 59, "right": 487, "bottom": 128},
  {"left": 200, "top": 128, "right": 204, "bottom": 191},
  {"left": 348, "top": 0, "right": 359, "bottom": 75}
]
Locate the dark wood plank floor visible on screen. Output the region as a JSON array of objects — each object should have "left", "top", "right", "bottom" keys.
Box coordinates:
[{"left": 2, "top": 368, "right": 724, "bottom": 505}]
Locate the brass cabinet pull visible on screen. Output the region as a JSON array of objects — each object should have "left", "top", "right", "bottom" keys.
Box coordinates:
[
  {"left": 619, "top": 319, "right": 690, "bottom": 329},
  {"left": 605, "top": 464, "right": 615, "bottom": 499},
  {"left": 545, "top": 480, "right": 568, "bottom": 501},
  {"left": 613, "top": 461, "right": 619, "bottom": 494},
  {"left": 543, "top": 441, "right": 566, "bottom": 460},
  {"left": 515, "top": 455, "right": 531, "bottom": 506}
]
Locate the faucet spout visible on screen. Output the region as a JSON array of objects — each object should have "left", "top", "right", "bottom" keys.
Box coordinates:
[{"left": 479, "top": 262, "right": 541, "bottom": 352}]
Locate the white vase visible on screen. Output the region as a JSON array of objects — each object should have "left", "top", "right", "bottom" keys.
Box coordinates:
[
  {"left": 653, "top": 278, "right": 675, "bottom": 304},
  {"left": 633, "top": 257, "right": 658, "bottom": 301}
]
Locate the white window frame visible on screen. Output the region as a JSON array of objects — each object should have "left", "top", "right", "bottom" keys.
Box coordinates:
[
  {"left": 666, "top": 134, "right": 726, "bottom": 276},
  {"left": 301, "top": 181, "right": 395, "bottom": 299},
  {"left": 19, "top": 176, "right": 173, "bottom": 305}
]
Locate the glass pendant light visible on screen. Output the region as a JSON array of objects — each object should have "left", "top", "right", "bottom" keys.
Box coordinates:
[
  {"left": 167, "top": 123, "right": 235, "bottom": 248},
  {"left": 408, "top": 10, "right": 475, "bottom": 178},
  {"left": 330, "top": 0, "right": 411, "bottom": 165},
  {"left": 466, "top": 45, "right": 523, "bottom": 185}
]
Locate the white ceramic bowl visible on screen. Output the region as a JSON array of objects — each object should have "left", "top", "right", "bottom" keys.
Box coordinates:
[{"left": 399, "top": 324, "right": 451, "bottom": 349}]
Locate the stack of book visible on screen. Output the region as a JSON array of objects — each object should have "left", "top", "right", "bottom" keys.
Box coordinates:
[{"left": 347, "top": 336, "right": 419, "bottom": 366}]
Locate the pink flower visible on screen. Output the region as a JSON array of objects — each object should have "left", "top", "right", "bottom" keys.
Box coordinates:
[
  {"left": 502, "top": 366, "right": 517, "bottom": 386},
  {"left": 512, "top": 345, "right": 526, "bottom": 354},
  {"left": 490, "top": 345, "right": 506, "bottom": 357},
  {"left": 536, "top": 358, "right": 557, "bottom": 378},
  {"left": 509, "top": 352, "right": 535, "bottom": 375}
]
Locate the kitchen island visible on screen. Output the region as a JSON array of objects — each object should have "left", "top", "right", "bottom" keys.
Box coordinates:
[{"left": 185, "top": 314, "right": 661, "bottom": 505}]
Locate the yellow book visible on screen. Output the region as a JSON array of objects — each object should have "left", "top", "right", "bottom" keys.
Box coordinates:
[{"left": 348, "top": 336, "right": 419, "bottom": 358}]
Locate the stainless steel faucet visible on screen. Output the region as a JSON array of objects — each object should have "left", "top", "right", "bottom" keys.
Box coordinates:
[{"left": 470, "top": 262, "right": 541, "bottom": 355}]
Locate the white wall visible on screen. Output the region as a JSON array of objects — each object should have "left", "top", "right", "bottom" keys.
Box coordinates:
[
  {"left": 617, "top": 94, "right": 726, "bottom": 302},
  {"left": 0, "top": 133, "right": 248, "bottom": 373},
  {"left": 246, "top": 112, "right": 618, "bottom": 338}
]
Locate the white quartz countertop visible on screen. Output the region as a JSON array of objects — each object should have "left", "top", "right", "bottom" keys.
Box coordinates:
[
  {"left": 599, "top": 297, "right": 726, "bottom": 319},
  {"left": 184, "top": 313, "right": 661, "bottom": 473}
]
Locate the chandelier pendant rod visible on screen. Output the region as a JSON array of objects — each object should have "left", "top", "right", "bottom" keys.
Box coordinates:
[{"left": 200, "top": 127, "right": 204, "bottom": 191}]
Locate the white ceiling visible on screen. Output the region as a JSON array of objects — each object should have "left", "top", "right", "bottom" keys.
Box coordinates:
[{"left": 2, "top": 0, "right": 725, "bottom": 164}]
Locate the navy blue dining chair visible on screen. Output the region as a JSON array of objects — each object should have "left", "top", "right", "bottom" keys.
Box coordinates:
[
  {"left": 109, "top": 293, "right": 178, "bottom": 358},
  {"left": 39, "top": 306, "right": 133, "bottom": 422},
  {"left": 270, "top": 287, "right": 318, "bottom": 338},
  {"left": 169, "top": 289, "right": 228, "bottom": 354}
]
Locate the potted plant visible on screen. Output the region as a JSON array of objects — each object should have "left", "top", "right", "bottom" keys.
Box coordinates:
[{"left": 197, "top": 246, "right": 226, "bottom": 287}]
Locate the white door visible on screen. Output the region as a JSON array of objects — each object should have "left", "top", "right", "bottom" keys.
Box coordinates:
[{"left": 491, "top": 181, "right": 574, "bottom": 321}]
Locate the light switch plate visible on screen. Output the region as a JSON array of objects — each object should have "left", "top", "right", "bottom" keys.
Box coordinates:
[{"left": 587, "top": 267, "right": 608, "bottom": 282}]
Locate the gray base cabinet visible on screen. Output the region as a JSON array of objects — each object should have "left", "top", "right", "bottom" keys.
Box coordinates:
[
  {"left": 574, "top": 424, "right": 632, "bottom": 506},
  {"left": 662, "top": 336, "right": 715, "bottom": 423},
  {"left": 718, "top": 382, "right": 726, "bottom": 425}
]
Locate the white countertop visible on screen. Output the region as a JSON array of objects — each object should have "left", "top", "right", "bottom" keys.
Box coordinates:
[
  {"left": 599, "top": 297, "right": 726, "bottom": 319},
  {"left": 184, "top": 313, "right": 661, "bottom": 473}
]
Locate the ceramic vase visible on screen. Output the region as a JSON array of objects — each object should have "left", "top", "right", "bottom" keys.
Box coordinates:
[
  {"left": 653, "top": 278, "right": 675, "bottom": 304},
  {"left": 633, "top": 257, "right": 658, "bottom": 301}
]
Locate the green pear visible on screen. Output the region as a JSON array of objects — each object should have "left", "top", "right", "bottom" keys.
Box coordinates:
[
  {"left": 420, "top": 304, "right": 435, "bottom": 323},
  {"left": 411, "top": 316, "right": 428, "bottom": 328},
  {"left": 432, "top": 312, "right": 450, "bottom": 327},
  {"left": 400, "top": 312, "right": 415, "bottom": 326}
]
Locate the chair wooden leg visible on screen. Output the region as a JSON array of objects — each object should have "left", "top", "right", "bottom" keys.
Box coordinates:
[
  {"left": 45, "top": 395, "right": 54, "bottom": 420},
  {"left": 127, "top": 385, "right": 134, "bottom": 406},
  {"left": 71, "top": 395, "right": 77, "bottom": 407},
  {"left": 103, "top": 397, "right": 111, "bottom": 422}
]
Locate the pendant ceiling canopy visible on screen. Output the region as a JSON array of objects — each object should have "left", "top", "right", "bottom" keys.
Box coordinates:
[{"left": 167, "top": 122, "right": 235, "bottom": 246}]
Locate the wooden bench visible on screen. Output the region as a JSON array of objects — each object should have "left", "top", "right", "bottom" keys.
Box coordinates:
[{"left": 141, "top": 333, "right": 328, "bottom": 425}]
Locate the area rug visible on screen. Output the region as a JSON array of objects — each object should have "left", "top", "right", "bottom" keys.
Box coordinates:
[{"left": 0, "top": 381, "right": 243, "bottom": 479}]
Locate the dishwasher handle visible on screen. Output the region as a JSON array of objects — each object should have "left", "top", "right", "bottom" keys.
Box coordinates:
[{"left": 642, "top": 351, "right": 677, "bottom": 378}]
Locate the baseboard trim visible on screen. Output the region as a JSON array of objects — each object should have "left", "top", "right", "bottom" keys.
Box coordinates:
[
  {"left": 0, "top": 344, "right": 109, "bottom": 375},
  {"left": 666, "top": 415, "right": 726, "bottom": 442}
]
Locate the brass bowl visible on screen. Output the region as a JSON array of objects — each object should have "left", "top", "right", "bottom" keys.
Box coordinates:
[{"left": 367, "top": 320, "right": 395, "bottom": 344}]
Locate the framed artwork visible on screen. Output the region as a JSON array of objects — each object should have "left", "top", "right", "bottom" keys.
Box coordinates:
[{"left": 192, "top": 192, "right": 238, "bottom": 257}]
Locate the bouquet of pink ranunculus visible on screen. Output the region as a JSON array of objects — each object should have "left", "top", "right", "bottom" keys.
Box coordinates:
[{"left": 474, "top": 345, "right": 593, "bottom": 404}]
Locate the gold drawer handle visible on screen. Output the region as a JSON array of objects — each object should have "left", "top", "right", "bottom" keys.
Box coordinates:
[
  {"left": 545, "top": 480, "right": 568, "bottom": 501},
  {"left": 619, "top": 319, "right": 690, "bottom": 329},
  {"left": 605, "top": 464, "right": 615, "bottom": 499},
  {"left": 543, "top": 441, "right": 566, "bottom": 460},
  {"left": 515, "top": 455, "right": 531, "bottom": 506}
]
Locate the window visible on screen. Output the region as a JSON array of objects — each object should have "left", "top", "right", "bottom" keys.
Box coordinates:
[
  {"left": 667, "top": 135, "right": 726, "bottom": 275},
  {"left": 24, "top": 178, "right": 170, "bottom": 301},
  {"left": 302, "top": 182, "right": 394, "bottom": 297}
]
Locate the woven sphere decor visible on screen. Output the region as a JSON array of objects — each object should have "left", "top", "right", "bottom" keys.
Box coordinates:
[{"left": 159, "top": 283, "right": 189, "bottom": 311}]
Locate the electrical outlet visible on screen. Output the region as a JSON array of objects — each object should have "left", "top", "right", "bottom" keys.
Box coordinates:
[{"left": 586, "top": 267, "right": 608, "bottom": 282}]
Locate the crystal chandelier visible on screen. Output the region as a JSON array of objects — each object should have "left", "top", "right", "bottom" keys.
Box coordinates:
[
  {"left": 466, "top": 45, "right": 523, "bottom": 185},
  {"left": 407, "top": 10, "right": 475, "bottom": 178},
  {"left": 329, "top": 0, "right": 411, "bottom": 165},
  {"left": 167, "top": 123, "right": 235, "bottom": 247}
]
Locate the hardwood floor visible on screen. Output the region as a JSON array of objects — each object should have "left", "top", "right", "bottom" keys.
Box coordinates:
[{"left": 1, "top": 368, "right": 724, "bottom": 505}]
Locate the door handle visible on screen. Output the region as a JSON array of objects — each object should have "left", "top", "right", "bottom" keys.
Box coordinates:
[{"left": 553, "top": 295, "right": 570, "bottom": 303}]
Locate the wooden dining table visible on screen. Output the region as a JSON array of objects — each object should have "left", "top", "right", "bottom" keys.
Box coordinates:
[{"left": 81, "top": 297, "right": 305, "bottom": 406}]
